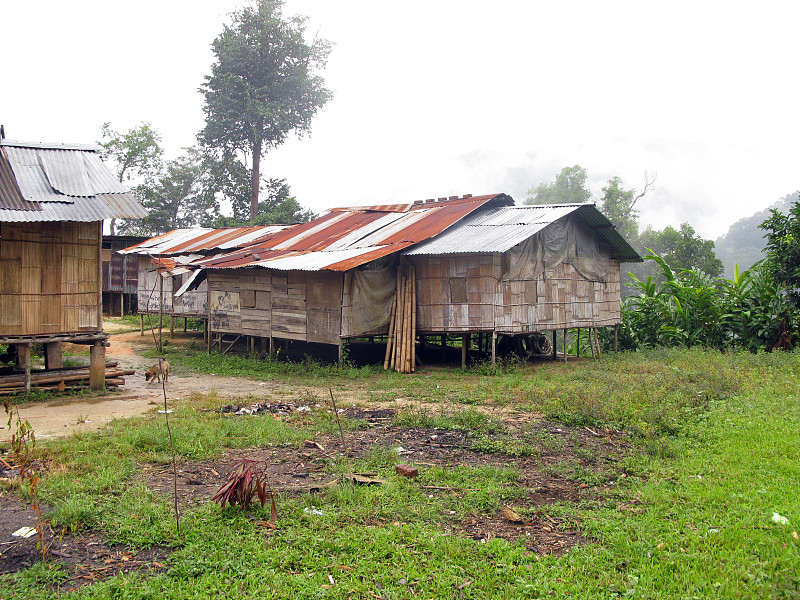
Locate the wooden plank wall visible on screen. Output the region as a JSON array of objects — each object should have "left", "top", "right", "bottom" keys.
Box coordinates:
[
  {"left": 137, "top": 256, "right": 173, "bottom": 314},
  {"left": 171, "top": 273, "right": 207, "bottom": 317},
  {"left": 413, "top": 254, "right": 501, "bottom": 332},
  {"left": 0, "top": 222, "right": 100, "bottom": 336},
  {"left": 207, "top": 268, "right": 344, "bottom": 345}
]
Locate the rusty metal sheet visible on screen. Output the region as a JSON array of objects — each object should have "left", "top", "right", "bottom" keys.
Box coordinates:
[
  {"left": 119, "top": 225, "right": 293, "bottom": 256},
  {"left": 190, "top": 193, "right": 511, "bottom": 273}
]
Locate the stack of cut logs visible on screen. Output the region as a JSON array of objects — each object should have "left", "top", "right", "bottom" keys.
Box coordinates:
[
  {"left": 0, "top": 362, "right": 134, "bottom": 395},
  {"left": 384, "top": 262, "right": 416, "bottom": 373}
]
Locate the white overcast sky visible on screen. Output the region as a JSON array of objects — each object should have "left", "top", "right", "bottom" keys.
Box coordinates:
[{"left": 3, "top": 0, "right": 799, "bottom": 239}]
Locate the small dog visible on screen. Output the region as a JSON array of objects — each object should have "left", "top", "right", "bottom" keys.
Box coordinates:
[{"left": 145, "top": 360, "right": 169, "bottom": 384}]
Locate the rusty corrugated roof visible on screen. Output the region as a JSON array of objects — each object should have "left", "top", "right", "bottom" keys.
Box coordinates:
[
  {"left": 0, "top": 140, "right": 146, "bottom": 222},
  {"left": 118, "top": 225, "right": 294, "bottom": 256},
  {"left": 196, "top": 193, "right": 512, "bottom": 272}
]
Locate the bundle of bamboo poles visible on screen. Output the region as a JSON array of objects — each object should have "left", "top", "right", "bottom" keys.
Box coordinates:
[
  {"left": 0, "top": 362, "right": 135, "bottom": 395},
  {"left": 383, "top": 262, "right": 416, "bottom": 373}
]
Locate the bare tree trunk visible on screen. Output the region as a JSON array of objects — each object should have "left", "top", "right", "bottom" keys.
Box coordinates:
[
  {"left": 250, "top": 127, "right": 263, "bottom": 221},
  {"left": 109, "top": 218, "right": 116, "bottom": 236}
]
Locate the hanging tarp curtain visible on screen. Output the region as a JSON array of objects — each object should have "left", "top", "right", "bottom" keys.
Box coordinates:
[
  {"left": 341, "top": 255, "right": 397, "bottom": 337},
  {"left": 502, "top": 216, "right": 609, "bottom": 283}
]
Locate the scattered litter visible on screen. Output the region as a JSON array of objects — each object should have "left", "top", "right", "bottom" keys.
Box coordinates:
[
  {"left": 772, "top": 512, "right": 790, "bottom": 525},
  {"left": 219, "top": 402, "right": 307, "bottom": 416},
  {"left": 12, "top": 526, "right": 37, "bottom": 538},
  {"left": 157, "top": 410, "right": 173, "bottom": 414},
  {"left": 344, "top": 473, "right": 386, "bottom": 486},
  {"left": 304, "top": 440, "right": 325, "bottom": 451},
  {"left": 499, "top": 506, "right": 529, "bottom": 525},
  {"left": 304, "top": 506, "right": 323, "bottom": 516},
  {"left": 395, "top": 446, "right": 406, "bottom": 454}
]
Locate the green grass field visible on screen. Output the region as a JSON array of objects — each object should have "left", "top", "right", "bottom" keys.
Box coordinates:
[{"left": 2, "top": 348, "right": 799, "bottom": 599}]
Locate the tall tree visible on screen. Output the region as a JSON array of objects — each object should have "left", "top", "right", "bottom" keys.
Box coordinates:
[
  {"left": 98, "top": 122, "right": 164, "bottom": 235},
  {"left": 203, "top": 153, "right": 315, "bottom": 226},
  {"left": 199, "top": 0, "right": 332, "bottom": 221},
  {"left": 760, "top": 198, "right": 800, "bottom": 307},
  {"left": 599, "top": 173, "right": 656, "bottom": 242},
  {"left": 525, "top": 165, "right": 592, "bottom": 205},
  {"left": 640, "top": 222, "right": 724, "bottom": 277}
]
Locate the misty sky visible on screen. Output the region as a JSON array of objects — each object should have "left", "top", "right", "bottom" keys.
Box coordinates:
[{"left": 3, "top": 0, "right": 799, "bottom": 239}]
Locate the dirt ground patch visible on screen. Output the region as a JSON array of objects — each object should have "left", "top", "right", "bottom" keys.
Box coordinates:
[
  {"left": 0, "top": 492, "right": 170, "bottom": 589},
  {"left": 0, "top": 397, "right": 633, "bottom": 586},
  {"left": 1, "top": 330, "right": 317, "bottom": 444},
  {"left": 138, "top": 410, "right": 630, "bottom": 558}
]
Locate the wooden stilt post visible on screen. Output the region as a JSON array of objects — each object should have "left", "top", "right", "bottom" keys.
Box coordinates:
[
  {"left": 261, "top": 337, "right": 267, "bottom": 356},
  {"left": 184, "top": 317, "right": 188, "bottom": 333},
  {"left": 461, "top": 334, "right": 467, "bottom": 369},
  {"left": 577, "top": 328, "right": 581, "bottom": 358},
  {"left": 44, "top": 342, "right": 62, "bottom": 370},
  {"left": 441, "top": 334, "right": 447, "bottom": 363},
  {"left": 492, "top": 331, "right": 497, "bottom": 372},
  {"left": 338, "top": 339, "right": 344, "bottom": 365},
  {"left": 89, "top": 342, "right": 106, "bottom": 391},
  {"left": 563, "top": 328, "right": 568, "bottom": 363},
  {"left": 140, "top": 314, "right": 144, "bottom": 336},
  {"left": 18, "top": 344, "right": 31, "bottom": 393},
  {"left": 614, "top": 324, "right": 619, "bottom": 352},
  {"left": 552, "top": 330, "right": 557, "bottom": 361}
]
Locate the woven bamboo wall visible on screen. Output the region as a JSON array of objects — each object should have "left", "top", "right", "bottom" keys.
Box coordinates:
[
  {"left": 412, "top": 254, "right": 622, "bottom": 333},
  {"left": 0, "top": 222, "right": 100, "bottom": 336},
  {"left": 207, "top": 268, "right": 343, "bottom": 345},
  {"left": 495, "top": 261, "right": 622, "bottom": 331},
  {"left": 412, "top": 254, "right": 501, "bottom": 332}
]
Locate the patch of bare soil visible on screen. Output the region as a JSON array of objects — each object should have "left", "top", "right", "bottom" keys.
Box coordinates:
[
  {"left": 0, "top": 491, "right": 170, "bottom": 589},
  {"left": 139, "top": 410, "right": 630, "bottom": 558},
  {"left": 0, "top": 410, "right": 630, "bottom": 583}
]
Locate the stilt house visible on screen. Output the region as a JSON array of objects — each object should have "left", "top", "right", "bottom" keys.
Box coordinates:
[
  {"left": 102, "top": 234, "right": 145, "bottom": 316},
  {"left": 118, "top": 225, "right": 293, "bottom": 328},
  {"left": 189, "top": 194, "right": 641, "bottom": 370},
  {"left": 0, "top": 138, "right": 145, "bottom": 390}
]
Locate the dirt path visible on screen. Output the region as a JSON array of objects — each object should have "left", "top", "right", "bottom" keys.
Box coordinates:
[{"left": 0, "top": 329, "right": 305, "bottom": 444}]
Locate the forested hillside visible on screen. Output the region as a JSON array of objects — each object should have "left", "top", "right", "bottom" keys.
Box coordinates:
[{"left": 715, "top": 191, "right": 799, "bottom": 277}]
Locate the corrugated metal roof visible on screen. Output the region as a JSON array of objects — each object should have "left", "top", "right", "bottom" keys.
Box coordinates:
[
  {"left": 0, "top": 139, "right": 145, "bottom": 222},
  {"left": 404, "top": 204, "right": 642, "bottom": 262},
  {"left": 196, "top": 194, "right": 512, "bottom": 272},
  {"left": 0, "top": 147, "right": 38, "bottom": 211},
  {"left": 118, "top": 225, "right": 292, "bottom": 256}
]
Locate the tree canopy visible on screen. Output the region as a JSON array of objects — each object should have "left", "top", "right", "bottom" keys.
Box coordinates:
[
  {"left": 640, "top": 223, "right": 724, "bottom": 278},
  {"left": 199, "top": 0, "right": 332, "bottom": 220},
  {"left": 525, "top": 165, "right": 592, "bottom": 205},
  {"left": 119, "top": 148, "right": 220, "bottom": 236},
  {"left": 98, "top": 122, "right": 164, "bottom": 235},
  {"left": 760, "top": 198, "right": 800, "bottom": 307}
]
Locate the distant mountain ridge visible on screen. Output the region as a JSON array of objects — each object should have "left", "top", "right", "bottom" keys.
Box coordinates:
[{"left": 715, "top": 191, "right": 799, "bottom": 278}]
